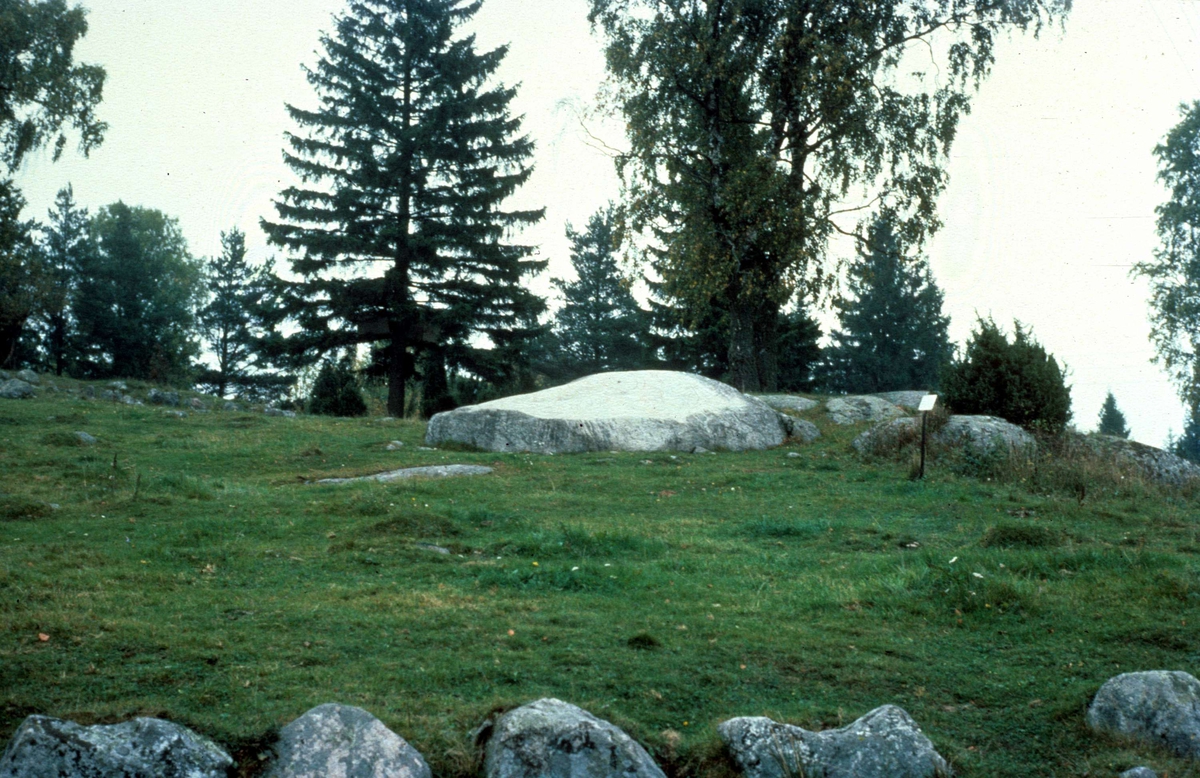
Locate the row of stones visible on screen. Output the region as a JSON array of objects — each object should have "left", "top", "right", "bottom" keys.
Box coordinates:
[{"left": 4, "top": 670, "right": 1195, "bottom": 778}]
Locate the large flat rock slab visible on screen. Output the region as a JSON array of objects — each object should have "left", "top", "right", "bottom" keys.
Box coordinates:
[
  {"left": 426, "top": 371, "right": 786, "bottom": 454},
  {"left": 317, "top": 465, "right": 493, "bottom": 484}
]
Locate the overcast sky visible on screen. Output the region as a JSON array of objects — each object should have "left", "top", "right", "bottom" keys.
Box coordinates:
[{"left": 13, "top": 0, "right": 1200, "bottom": 446}]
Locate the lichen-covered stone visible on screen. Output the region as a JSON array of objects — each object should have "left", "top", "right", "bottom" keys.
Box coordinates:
[
  {"left": 483, "top": 698, "right": 666, "bottom": 778},
  {"left": 0, "top": 380, "right": 35, "bottom": 400},
  {"left": 148, "top": 389, "right": 180, "bottom": 406},
  {"left": 1088, "top": 671, "right": 1200, "bottom": 759},
  {"left": 427, "top": 371, "right": 787, "bottom": 454},
  {"left": 825, "top": 396, "right": 906, "bottom": 425},
  {"left": 757, "top": 395, "right": 819, "bottom": 413},
  {"left": 265, "top": 703, "right": 430, "bottom": 778},
  {"left": 719, "top": 705, "right": 950, "bottom": 778},
  {"left": 14, "top": 369, "right": 38, "bottom": 385},
  {"left": 778, "top": 415, "right": 820, "bottom": 443},
  {"left": 933, "top": 415, "right": 1034, "bottom": 456},
  {"left": 0, "top": 714, "right": 232, "bottom": 778}
]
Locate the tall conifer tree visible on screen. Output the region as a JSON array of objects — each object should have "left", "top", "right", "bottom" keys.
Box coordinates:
[
  {"left": 822, "top": 213, "right": 952, "bottom": 393},
  {"left": 262, "top": 0, "right": 546, "bottom": 416},
  {"left": 38, "top": 185, "right": 91, "bottom": 375},
  {"left": 1097, "top": 391, "right": 1131, "bottom": 439}
]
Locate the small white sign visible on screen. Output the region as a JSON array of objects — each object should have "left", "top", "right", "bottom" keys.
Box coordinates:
[{"left": 918, "top": 394, "right": 938, "bottom": 412}]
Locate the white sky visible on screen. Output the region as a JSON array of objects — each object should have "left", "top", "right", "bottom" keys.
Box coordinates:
[{"left": 13, "top": 0, "right": 1200, "bottom": 447}]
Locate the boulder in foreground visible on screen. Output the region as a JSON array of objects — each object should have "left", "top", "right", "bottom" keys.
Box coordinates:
[
  {"left": 1088, "top": 670, "right": 1200, "bottom": 759},
  {"left": 0, "top": 379, "right": 35, "bottom": 400},
  {"left": 0, "top": 714, "right": 232, "bottom": 778},
  {"left": 719, "top": 705, "right": 950, "bottom": 778},
  {"left": 265, "top": 703, "right": 430, "bottom": 778},
  {"left": 483, "top": 698, "right": 666, "bottom": 778},
  {"left": 426, "top": 371, "right": 786, "bottom": 454}
]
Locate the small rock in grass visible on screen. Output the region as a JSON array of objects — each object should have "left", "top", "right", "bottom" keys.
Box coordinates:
[
  {"left": 108, "top": 381, "right": 127, "bottom": 390},
  {"left": 317, "top": 465, "right": 492, "bottom": 485},
  {"left": 386, "top": 440, "right": 405, "bottom": 451},
  {"left": 1120, "top": 768, "right": 1159, "bottom": 778},
  {"left": 1088, "top": 670, "right": 1200, "bottom": 759},
  {"left": 692, "top": 446, "right": 709, "bottom": 454},
  {"left": 164, "top": 410, "right": 188, "bottom": 419},
  {"left": 15, "top": 369, "right": 38, "bottom": 385},
  {"left": 0, "top": 379, "right": 35, "bottom": 399},
  {"left": 74, "top": 431, "right": 97, "bottom": 445},
  {"left": 223, "top": 401, "right": 239, "bottom": 411},
  {"left": 483, "top": 698, "right": 667, "bottom": 778},
  {"left": 189, "top": 397, "right": 207, "bottom": 410},
  {"left": 720, "top": 705, "right": 950, "bottom": 778},
  {"left": 787, "top": 452, "right": 801, "bottom": 458},
  {"left": 265, "top": 703, "right": 430, "bottom": 778},
  {"left": 0, "top": 714, "right": 233, "bottom": 778},
  {"left": 265, "top": 407, "right": 296, "bottom": 418},
  {"left": 148, "top": 388, "right": 181, "bottom": 406},
  {"left": 81, "top": 386, "right": 95, "bottom": 399},
  {"left": 416, "top": 543, "right": 451, "bottom": 555}
]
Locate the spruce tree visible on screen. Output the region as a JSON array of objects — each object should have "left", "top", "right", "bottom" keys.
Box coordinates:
[
  {"left": 1097, "top": 391, "right": 1131, "bottom": 439},
  {"left": 37, "top": 185, "right": 91, "bottom": 375},
  {"left": 548, "top": 207, "right": 649, "bottom": 379},
  {"left": 262, "top": 0, "right": 546, "bottom": 417},
  {"left": 822, "top": 213, "right": 952, "bottom": 394},
  {"left": 197, "top": 228, "right": 291, "bottom": 400},
  {"left": 0, "top": 180, "right": 42, "bottom": 369}
]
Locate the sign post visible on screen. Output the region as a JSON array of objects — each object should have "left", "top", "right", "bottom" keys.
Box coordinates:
[{"left": 917, "top": 394, "right": 938, "bottom": 479}]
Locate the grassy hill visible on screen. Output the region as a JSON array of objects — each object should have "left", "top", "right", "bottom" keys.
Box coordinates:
[{"left": 2, "top": 381, "right": 1199, "bottom": 777}]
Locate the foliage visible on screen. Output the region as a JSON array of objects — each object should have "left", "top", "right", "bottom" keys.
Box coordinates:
[
  {"left": 262, "top": 0, "right": 546, "bottom": 417},
  {"left": 0, "top": 179, "right": 43, "bottom": 368},
  {"left": 33, "top": 185, "right": 91, "bottom": 375},
  {"left": 942, "top": 318, "right": 1072, "bottom": 433},
  {"left": 308, "top": 358, "right": 367, "bottom": 417},
  {"left": 775, "top": 306, "right": 822, "bottom": 393},
  {"left": 1170, "top": 400, "right": 1200, "bottom": 464},
  {"left": 1097, "top": 391, "right": 1130, "bottom": 439},
  {"left": 73, "top": 202, "right": 203, "bottom": 382},
  {"left": 196, "top": 228, "right": 292, "bottom": 401},
  {"left": 1134, "top": 100, "right": 1200, "bottom": 405},
  {"left": 544, "top": 206, "right": 650, "bottom": 380},
  {"left": 821, "top": 212, "right": 952, "bottom": 394},
  {"left": 0, "top": 0, "right": 106, "bottom": 170},
  {"left": 590, "top": 0, "right": 1068, "bottom": 391}
]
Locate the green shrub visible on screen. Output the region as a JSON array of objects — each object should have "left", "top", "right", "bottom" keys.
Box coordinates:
[
  {"left": 942, "top": 318, "right": 1071, "bottom": 433},
  {"left": 308, "top": 359, "right": 367, "bottom": 417}
]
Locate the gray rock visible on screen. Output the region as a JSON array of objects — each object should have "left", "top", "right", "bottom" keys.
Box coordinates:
[
  {"left": 1088, "top": 435, "right": 1200, "bottom": 487},
  {"left": 317, "top": 464, "right": 493, "bottom": 485},
  {"left": 148, "top": 388, "right": 181, "bottom": 406},
  {"left": 853, "top": 417, "right": 921, "bottom": 456},
  {"left": 778, "top": 414, "right": 820, "bottom": 443},
  {"left": 934, "top": 415, "right": 1034, "bottom": 456},
  {"left": 386, "top": 441, "right": 405, "bottom": 451},
  {"left": 825, "top": 396, "right": 906, "bottom": 425},
  {"left": 427, "top": 371, "right": 787, "bottom": 454},
  {"left": 164, "top": 410, "right": 188, "bottom": 419},
  {"left": 74, "top": 431, "right": 97, "bottom": 445},
  {"left": 483, "top": 698, "right": 666, "bottom": 778},
  {"left": 14, "top": 369, "right": 39, "bottom": 385},
  {"left": 189, "top": 397, "right": 207, "bottom": 411},
  {"left": 108, "top": 381, "right": 127, "bottom": 391},
  {"left": 222, "top": 401, "right": 239, "bottom": 412},
  {"left": 719, "top": 705, "right": 950, "bottom": 778},
  {"left": 266, "top": 703, "right": 430, "bottom": 778},
  {"left": 265, "top": 408, "right": 296, "bottom": 418},
  {"left": 416, "top": 543, "right": 451, "bottom": 555},
  {"left": 1088, "top": 670, "right": 1200, "bottom": 759},
  {"left": 757, "top": 395, "right": 819, "bottom": 413},
  {"left": 1119, "top": 768, "right": 1158, "bottom": 778},
  {"left": 874, "top": 391, "right": 929, "bottom": 410},
  {"left": 81, "top": 386, "right": 96, "bottom": 399},
  {"left": 0, "top": 380, "right": 35, "bottom": 400},
  {"left": 0, "top": 369, "right": 8, "bottom": 380},
  {"left": 121, "top": 395, "right": 139, "bottom": 405},
  {"left": 0, "top": 714, "right": 233, "bottom": 778}
]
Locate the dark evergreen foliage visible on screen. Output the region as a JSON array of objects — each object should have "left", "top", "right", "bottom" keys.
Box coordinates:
[
  {"left": 0, "top": 180, "right": 42, "bottom": 368},
  {"left": 196, "top": 228, "right": 293, "bottom": 400},
  {"left": 0, "top": 0, "right": 106, "bottom": 170},
  {"left": 942, "top": 318, "right": 1072, "bottom": 433},
  {"left": 74, "top": 202, "right": 202, "bottom": 382},
  {"left": 545, "top": 207, "right": 650, "bottom": 380},
  {"left": 262, "top": 0, "right": 546, "bottom": 417},
  {"left": 1097, "top": 391, "right": 1130, "bottom": 439},
  {"left": 776, "top": 306, "right": 822, "bottom": 392},
  {"left": 821, "top": 213, "right": 952, "bottom": 393},
  {"left": 1171, "top": 401, "right": 1200, "bottom": 463},
  {"left": 34, "top": 185, "right": 91, "bottom": 375},
  {"left": 309, "top": 358, "right": 367, "bottom": 417}
]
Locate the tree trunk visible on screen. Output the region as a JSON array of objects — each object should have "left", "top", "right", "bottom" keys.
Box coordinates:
[
  {"left": 728, "top": 299, "right": 760, "bottom": 392},
  {"left": 754, "top": 300, "right": 779, "bottom": 393}
]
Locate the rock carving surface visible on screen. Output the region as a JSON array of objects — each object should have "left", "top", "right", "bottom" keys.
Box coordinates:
[
  {"left": 483, "top": 698, "right": 666, "bottom": 778},
  {"left": 825, "top": 396, "right": 906, "bottom": 425},
  {"left": 719, "top": 705, "right": 950, "bottom": 778},
  {"left": 317, "top": 465, "right": 493, "bottom": 485},
  {"left": 426, "top": 371, "right": 787, "bottom": 454},
  {"left": 0, "top": 714, "right": 233, "bottom": 778},
  {"left": 934, "top": 415, "right": 1034, "bottom": 455},
  {"left": 757, "top": 395, "right": 819, "bottom": 412},
  {"left": 1088, "top": 671, "right": 1200, "bottom": 759},
  {"left": 265, "top": 703, "right": 431, "bottom": 778}
]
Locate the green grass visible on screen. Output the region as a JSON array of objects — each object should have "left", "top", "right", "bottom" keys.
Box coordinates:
[{"left": 2, "top": 383, "right": 1200, "bottom": 777}]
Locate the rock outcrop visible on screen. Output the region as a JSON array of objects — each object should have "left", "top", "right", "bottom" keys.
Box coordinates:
[
  {"left": 935, "top": 415, "right": 1034, "bottom": 455},
  {"left": 1088, "top": 671, "right": 1200, "bottom": 759},
  {"left": 0, "top": 715, "right": 233, "bottom": 778},
  {"left": 148, "top": 389, "right": 181, "bottom": 406},
  {"left": 874, "top": 391, "right": 927, "bottom": 410},
  {"left": 265, "top": 703, "right": 430, "bottom": 778},
  {"left": 757, "top": 395, "right": 819, "bottom": 413},
  {"left": 426, "top": 371, "right": 787, "bottom": 454},
  {"left": 1087, "top": 435, "right": 1200, "bottom": 487},
  {"left": 0, "top": 380, "right": 35, "bottom": 400},
  {"left": 825, "top": 396, "right": 906, "bottom": 425},
  {"left": 719, "top": 705, "right": 950, "bottom": 778},
  {"left": 482, "top": 698, "right": 666, "bottom": 778}
]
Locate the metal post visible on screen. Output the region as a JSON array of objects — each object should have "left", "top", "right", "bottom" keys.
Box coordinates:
[{"left": 920, "top": 410, "right": 927, "bottom": 480}]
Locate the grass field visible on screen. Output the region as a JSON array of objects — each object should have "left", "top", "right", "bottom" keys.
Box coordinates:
[{"left": 3, "top": 381, "right": 1200, "bottom": 777}]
